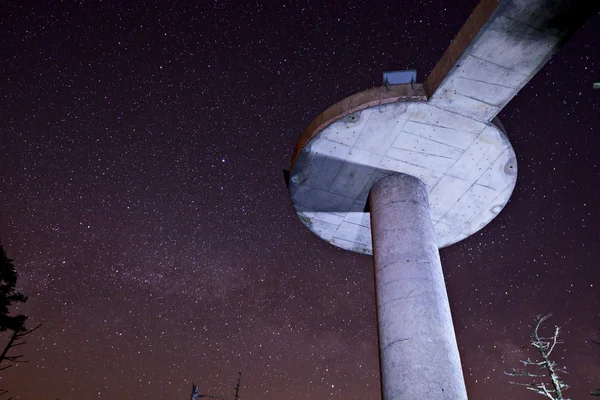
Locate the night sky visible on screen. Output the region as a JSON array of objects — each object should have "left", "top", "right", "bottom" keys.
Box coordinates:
[{"left": 0, "top": 1, "right": 599, "bottom": 399}]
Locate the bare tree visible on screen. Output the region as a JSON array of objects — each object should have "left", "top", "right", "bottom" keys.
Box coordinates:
[{"left": 504, "top": 314, "right": 571, "bottom": 400}]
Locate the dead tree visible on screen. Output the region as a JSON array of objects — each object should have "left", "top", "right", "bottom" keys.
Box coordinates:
[{"left": 504, "top": 314, "right": 570, "bottom": 400}]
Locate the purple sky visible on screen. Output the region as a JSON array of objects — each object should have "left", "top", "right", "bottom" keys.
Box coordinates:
[{"left": 1, "top": 1, "right": 599, "bottom": 399}]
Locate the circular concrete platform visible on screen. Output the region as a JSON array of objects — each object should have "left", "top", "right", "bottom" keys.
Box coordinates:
[{"left": 288, "top": 83, "right": 517, "bottom": 254}]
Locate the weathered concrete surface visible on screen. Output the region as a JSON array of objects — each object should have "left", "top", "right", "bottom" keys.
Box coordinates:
[
  {"left": 290, "top": 84, "right": 427, "bottom": 167},
  {"left": 370, "top": 174, "right": 467, "bottom": 400}
]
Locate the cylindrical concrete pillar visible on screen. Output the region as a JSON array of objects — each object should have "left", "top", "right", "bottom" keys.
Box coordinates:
[{"left": 369, "top": 173, "right": 467, "bottom": 400}]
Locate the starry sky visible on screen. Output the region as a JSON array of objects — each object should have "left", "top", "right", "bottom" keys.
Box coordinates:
[{"left": 0, "top": 1, "right": 599, "bottom": 399}]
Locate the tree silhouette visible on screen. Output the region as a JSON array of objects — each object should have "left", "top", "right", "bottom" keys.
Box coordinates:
[
  {"left": 0, "top": 242, "right": 27, "bottom": 333},
  {"left": 0, "top": 241, "right": 40, "bottom": 399},
  {"left": 591, "top": 336, "right": 600, "bottom": 397}
]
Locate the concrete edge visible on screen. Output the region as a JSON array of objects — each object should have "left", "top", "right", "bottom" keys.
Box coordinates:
[
  {"left": 423, "top": 0, "right": 500, "bottom": 98},
  {"left": 289, "top": 84, "right": 427, "bottom": 168}
]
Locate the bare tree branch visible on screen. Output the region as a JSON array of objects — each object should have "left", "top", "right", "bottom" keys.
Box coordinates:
[
  {"left": 0, "top": 387, "right": 13, "bottom": 399},
  {"left": 0, "top": 324, "right": 42, "bottom": 371},
  {"left": 504, "top": 314, "right": 571, "bottom": 400}
]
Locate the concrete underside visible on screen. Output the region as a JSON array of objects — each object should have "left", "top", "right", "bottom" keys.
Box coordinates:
[
  {"left": 289, "top": 0, "right": 599, "bottom": 255},
  {"left": 289, "top": 98, "right": 517, "bottom": 254}
]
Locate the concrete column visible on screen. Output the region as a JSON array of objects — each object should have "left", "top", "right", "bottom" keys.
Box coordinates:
[{"left": 369, "top": 173, "right": 467, "bottom": 400}]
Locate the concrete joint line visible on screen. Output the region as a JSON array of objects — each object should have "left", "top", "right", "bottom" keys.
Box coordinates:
[
  {"left": 385, "top": 338, "right": 410, "bottom": 349},
  {"left": 381, "top": 292, "right": 425, "bottom": 308},
  {"left": 382, "top": 277, "right": 433, "bottom": 288},
  {"left": 376, "top": 260, "right": 432, "bottom": 273}
]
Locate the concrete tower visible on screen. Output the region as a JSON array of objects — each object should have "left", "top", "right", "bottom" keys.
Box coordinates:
[{"left": 286, "top": 1, "right": 598, "bottom": 399}]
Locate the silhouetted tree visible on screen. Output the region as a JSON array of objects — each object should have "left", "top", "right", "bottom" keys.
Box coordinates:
[
  {"left": 0, "top": 324, "right": 41, "bottom": 371},
  {"left": 0, "top": 241, "right": 40, "bottom": 398},
  {"left": 0, "top": 243, "right": 27, "bottom": 333},
  {"left": 504, "top": 314, "right": 571, "bottom": 400},
  {"left": 591, "top": 336, "right": 600, "bottom": 397}
]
